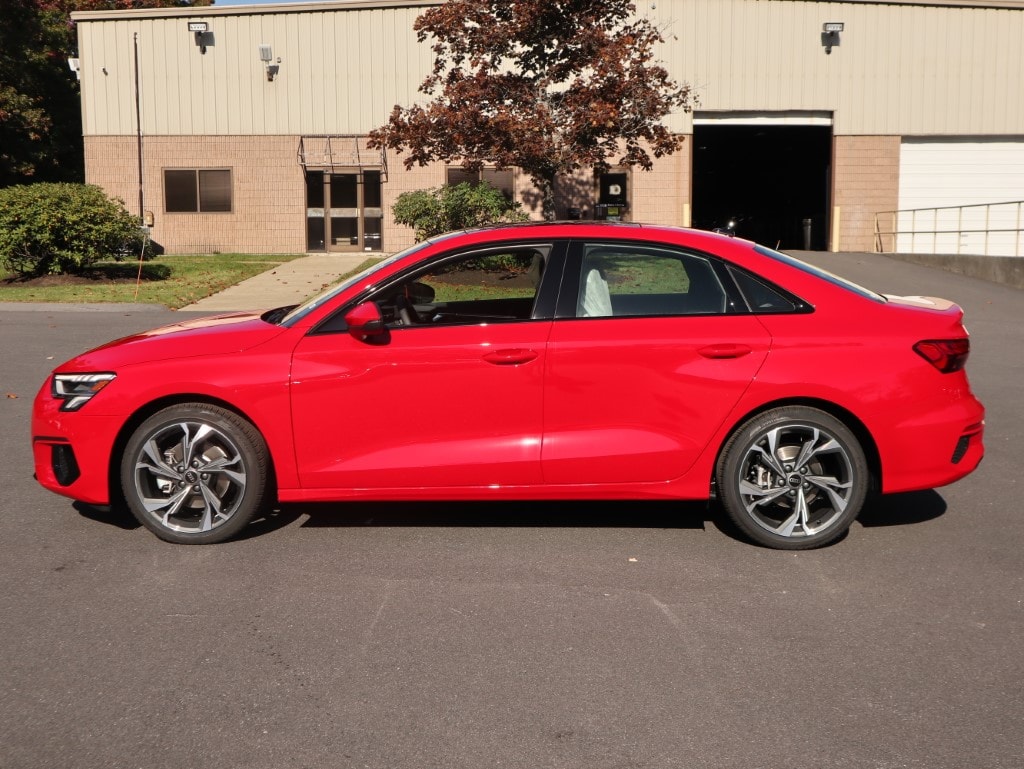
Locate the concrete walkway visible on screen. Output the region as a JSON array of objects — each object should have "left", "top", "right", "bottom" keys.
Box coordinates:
[{"left": 182, "top": 252, "right": 378, "bottom": 312}]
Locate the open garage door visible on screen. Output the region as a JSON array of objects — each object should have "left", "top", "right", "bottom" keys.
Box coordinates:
[
  {"left": 898, "top": 138, "right": 1024, "bottom": 255},
  {"left": 692, "top": 113, "right": 833, "bottom": 250}
]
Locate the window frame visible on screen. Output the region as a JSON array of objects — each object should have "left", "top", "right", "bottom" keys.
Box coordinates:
[
  {"left": 163, "top": 168, "right": 233, "bottom": 214},
  {"left": 311, "top": 240, "right": 568, "bottom": 335},
  {"left": 445, "top": 166, "right": 516, "bottom": 201},
  {"left": 558, "top": 240, "right": 749, "bottom": 319}
]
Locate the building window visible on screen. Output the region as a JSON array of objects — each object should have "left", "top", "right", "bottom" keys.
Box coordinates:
[
  {"left": 446, "top": 167, "right": 514, "bottom": 200},
  {"left": 164, "top": 169, "right": 232, "bottom": 213}
]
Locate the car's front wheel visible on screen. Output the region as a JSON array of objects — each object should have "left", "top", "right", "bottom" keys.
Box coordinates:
[
  {"left": 716, "top": 406, "right": 868, "bottom": 549},
  {"left": 120, "top": 404, "right": 270, "bottom": 544}
]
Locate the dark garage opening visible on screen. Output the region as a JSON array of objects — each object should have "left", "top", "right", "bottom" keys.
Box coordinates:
[{"left": 692, "top": 124, "right": 832, "bottom": 250}]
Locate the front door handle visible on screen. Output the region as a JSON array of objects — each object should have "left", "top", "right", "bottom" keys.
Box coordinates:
[
  {"left": 483, "top": 349, "right": 538, "bottom": 366},
  {"left": 698, "top": 343, "right": 752, "bottom": 359}
]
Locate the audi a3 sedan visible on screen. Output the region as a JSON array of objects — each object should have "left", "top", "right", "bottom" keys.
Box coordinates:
[{"left": 32, "top": 223, "right": 984, "bottom": 549}]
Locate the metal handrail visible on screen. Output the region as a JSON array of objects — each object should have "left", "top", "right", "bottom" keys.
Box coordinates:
[{"left": 874, "top": 200, "right": 1023, "bottom": 256}]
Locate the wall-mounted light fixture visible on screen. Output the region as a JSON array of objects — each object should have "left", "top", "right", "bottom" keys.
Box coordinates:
[
  {"left": 188, "top": 21, "right": 210, "bottom": 54},
  {"left": 259, "top": 44, "right": 280, "bottom": 82},
  {"left": 822, "top": 22, "right": 843, "bottom": 54},
  {"left": 68, "top": 57, "right": 81, "bottom": 80}
]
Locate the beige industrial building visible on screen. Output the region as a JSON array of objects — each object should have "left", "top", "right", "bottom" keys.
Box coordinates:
[{"left": 71, "top": 0, "right": 1024, "bottom": 256}]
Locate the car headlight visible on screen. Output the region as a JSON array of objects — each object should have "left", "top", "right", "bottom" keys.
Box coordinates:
[{"left": 52, "top": 373, "right": 116, "bottom": 411}]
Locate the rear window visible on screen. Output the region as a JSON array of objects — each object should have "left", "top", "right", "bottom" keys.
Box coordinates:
[
  {"left": 753, "top": 245, "right": 886, "bottom": 303},
  {"left": 728, "top": 267, "right": 802, "bottom": 313}
]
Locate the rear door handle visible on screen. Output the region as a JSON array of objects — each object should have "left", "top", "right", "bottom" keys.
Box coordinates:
[
  {"left": 483, "top": 349, "right": 538, "bottom": 365},
  {"left": 698, "top": 343, "right": 752, "bottom": 359}
]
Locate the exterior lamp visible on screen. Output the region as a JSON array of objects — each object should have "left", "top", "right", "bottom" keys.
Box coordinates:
[
  {"left": 822, "top": 22, "right": 843, "bottom": 54},
  {"left": 188, "top": 21, "right": 209, "bottom": 54},
  {"left": 259, "top": 44, "right": 280, "bottom": 82}
]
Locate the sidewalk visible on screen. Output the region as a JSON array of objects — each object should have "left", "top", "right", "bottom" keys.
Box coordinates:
[{"left": 181, "top": 252, "right": 377, "bottom": 312}]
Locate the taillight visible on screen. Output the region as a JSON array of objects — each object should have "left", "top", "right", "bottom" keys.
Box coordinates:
[{"left": 913, "top": 339, "right": 970, "bottom": 373}]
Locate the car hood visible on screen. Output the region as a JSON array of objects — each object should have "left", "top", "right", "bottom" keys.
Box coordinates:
[{"left": 56, "top": 311, "right": 290, "bottom": 372}]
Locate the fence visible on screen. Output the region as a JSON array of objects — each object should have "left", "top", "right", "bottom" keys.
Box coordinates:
[{"left": 874, "top": 200, "right": 1024, "bottom": 257}]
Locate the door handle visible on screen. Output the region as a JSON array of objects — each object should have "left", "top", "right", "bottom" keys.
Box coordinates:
[
  {"left": 698, "top": 343, "right": 752, "bottom": 359},
  {"left": 483, "top": 349, "right": 538, "bottom": 365}
]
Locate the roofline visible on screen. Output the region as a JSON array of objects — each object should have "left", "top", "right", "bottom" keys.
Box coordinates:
[
  {"left": 70, "top": 0, "right": 1024, "bottom": 23},
  {"left": 71, "top": 0, "right": 438, "bottom": 23}
]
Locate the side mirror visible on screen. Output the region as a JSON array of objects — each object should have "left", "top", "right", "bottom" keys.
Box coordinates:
[{"left": 344, "top": 301, "right": 387, "bottom": 342}]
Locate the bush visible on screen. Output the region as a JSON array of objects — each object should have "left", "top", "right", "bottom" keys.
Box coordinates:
[
  {"left": 392, "top": 181, "right": 529, "bottom": 242},
  {"left": 0, "top": 183, "right": 150, "bottom": 277}
]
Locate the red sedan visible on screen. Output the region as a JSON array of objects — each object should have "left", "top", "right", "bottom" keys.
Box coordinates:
[{"left": 31, "top": 223, "right": 984, "bottom": 549}]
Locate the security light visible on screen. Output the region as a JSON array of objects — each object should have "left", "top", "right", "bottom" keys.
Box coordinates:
[
  {"left": 821, "top": 22, "right": 843, "bottom": 54},
  {"left": 189, "top": 21, "right": 210, "bottom": 54},
  {"left": 259, "top": 45, "right": 279, "bottom": 81}
]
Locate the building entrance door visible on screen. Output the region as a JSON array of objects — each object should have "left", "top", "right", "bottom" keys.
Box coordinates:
[{"left": 305, "top": 169, "right": 383, "bottom": 252}]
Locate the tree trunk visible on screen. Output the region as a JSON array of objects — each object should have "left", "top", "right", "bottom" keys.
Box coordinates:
[{"left": 539, "top": 172, "right": 557, "bottom": 222}]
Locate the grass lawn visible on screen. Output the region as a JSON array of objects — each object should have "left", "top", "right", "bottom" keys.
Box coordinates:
[{"left": 0, "top": 253, "right": 305, "bottom": 309}]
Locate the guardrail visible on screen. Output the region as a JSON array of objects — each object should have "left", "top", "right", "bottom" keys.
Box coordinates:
[{"left": 874, "top": 200, "right": 1024, "bottom": 257}]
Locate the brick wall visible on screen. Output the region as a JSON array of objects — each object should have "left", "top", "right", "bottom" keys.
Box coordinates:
[
  {"left": 85, "top": 135, "right": 696, "bottom": 254},
  {"left": 381, "top": 149, "right": 445, "bottom": 251},
  {"left": 833, "top": 136, "right": 900, "bottom": 252},
  {"left": 86, "top": 135, "right": 306, "bottom": 254},
  {"left": 632, "top": 138, "right": 691, "bottom": 227}
]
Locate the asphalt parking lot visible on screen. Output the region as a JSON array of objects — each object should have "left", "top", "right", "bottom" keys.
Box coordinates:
[{"left": 1, "top": 252, "right": 1021, "bottom": 769}]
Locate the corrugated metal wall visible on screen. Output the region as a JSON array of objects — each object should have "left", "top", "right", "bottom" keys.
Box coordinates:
[
  {"left": 77, "top": 0, "right": 1024, "bottom": 137},
  {"left": 651, "top": 0, "right": 1024, "bottom": 134},
  {"left": 78, "top": 6, "right": 432, "bottom": 136}
]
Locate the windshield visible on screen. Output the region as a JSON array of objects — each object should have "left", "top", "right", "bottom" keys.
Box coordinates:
[
  {"left": 277, "top": 241, "right": 432, "bottom": 327},
  {"left": 753, "top": 245, "right": 886, "bottom": 303}
]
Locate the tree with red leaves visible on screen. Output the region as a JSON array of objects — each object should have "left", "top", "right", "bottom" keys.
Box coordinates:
[{"left": 369, "top": 0, "right": 692, "bottom": 219}]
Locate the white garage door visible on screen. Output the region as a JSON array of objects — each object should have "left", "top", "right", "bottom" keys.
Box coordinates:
[{"left": 898, "top": 138, "right": 1024, "bottom": 256}]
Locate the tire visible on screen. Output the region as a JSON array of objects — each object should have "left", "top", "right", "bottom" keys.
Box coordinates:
[
  {"left": 120, "top": 403, "right": 270, "bottom": 544},
  {"left": 716, "top": 406, "right": 868, "bottom": 550}
]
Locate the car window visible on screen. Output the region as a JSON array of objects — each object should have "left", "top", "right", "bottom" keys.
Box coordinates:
[
  {"left": 728, "top": 267, "right": 800, "bottom": 313},
  {"left": 576, "top": 244, "right": 728, "bottom": 318},
  {"left": 753, "top": 245, "right": 885, "bottom": 303},
  {"left": 373, "top": 246, "right": 550, "bottom": 328}
]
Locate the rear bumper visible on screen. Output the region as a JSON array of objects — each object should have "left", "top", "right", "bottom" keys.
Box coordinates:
[{"left": 879, "top": 397, "right": 985, "bottom": 494}]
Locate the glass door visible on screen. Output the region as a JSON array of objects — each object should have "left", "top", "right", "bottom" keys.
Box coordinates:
[
  {"left": 329, "top": 173, "right": 360, "bottom": 249},
  {"left": 306, "top": 170, "right": 384, "bottom": 252}
]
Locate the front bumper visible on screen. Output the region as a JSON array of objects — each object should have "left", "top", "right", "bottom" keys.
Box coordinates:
[{"left": 32, "top": 390, "right": 123, "bottom": 506}]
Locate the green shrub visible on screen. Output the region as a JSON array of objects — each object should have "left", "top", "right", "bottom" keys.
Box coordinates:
[
  {"left": 0, "top": 183, "right": 150, "bottom": 277},
  {"left": 392, "top": 181, "right": 529, "bottom": 242}
]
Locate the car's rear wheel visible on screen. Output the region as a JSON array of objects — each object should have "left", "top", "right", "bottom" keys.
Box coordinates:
[
  {"left": 716, "top": 406, "right": 868, "bottom": 549},
  {"left": 120, "top": 404, "right": 269, "bottom": 544}
]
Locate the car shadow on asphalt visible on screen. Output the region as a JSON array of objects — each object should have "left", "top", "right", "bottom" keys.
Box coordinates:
[
  {"left": 292, "top": 499, "right": 711, "bottom": 531},
  {"left": 72, "top": 490, "right": 946, "bottom": 541},
  {"left": 73, "top": 500, "right": 308, "bottom": 539},
  {"left": 856, "top": 489, "right": 947, "bottom": 527},
  {"left": 74, "top": 501, "right": 141, "bottom": 530}
]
